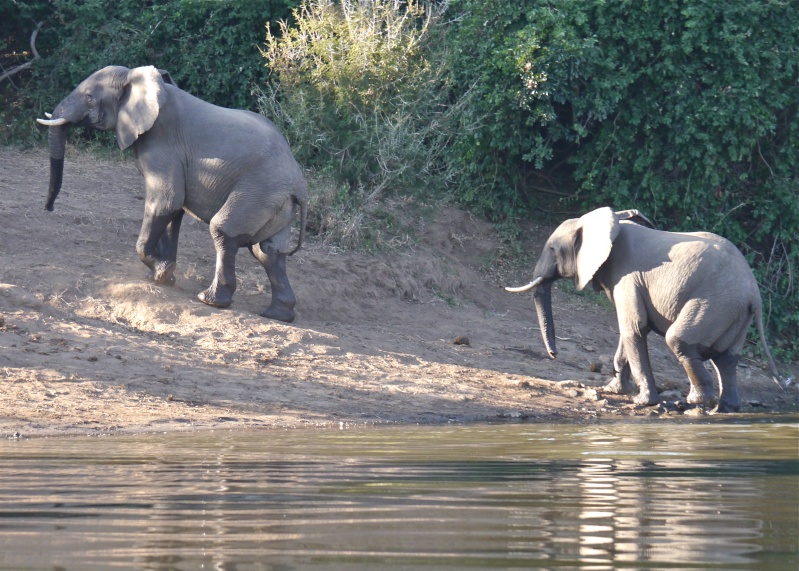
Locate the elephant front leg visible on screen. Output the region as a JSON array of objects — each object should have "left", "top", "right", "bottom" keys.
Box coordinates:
[
  {"left": 604, "top": 337, "right": 637, "bottom": 395},
  {"left": 250, "top": 243, "right": 296, "bottom": 323},
  {"left": 612, "top": 297, "right": 658, "bottom": 406},
  {"left": 622, "top": 333, "right": 658, "bottom": 406},
  {"left": 149, "top": 210, "right": 184, "bottom": 286},
  {"left": 198, "top": 226, "right": 238, "bottom": 308},
  {"left": 136, "top": 211, "right": 183, "bottom": 286}
]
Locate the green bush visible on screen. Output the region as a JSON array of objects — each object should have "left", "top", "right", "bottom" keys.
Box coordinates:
[
  {"left": 259, "top": 0, "right": 462, "bottom": 199},
  {"left": 445, "top": 0, "right": 798, "bottom": 358},
  {"left": 444, "top": 2, "right": 594, "bottom": 219}
]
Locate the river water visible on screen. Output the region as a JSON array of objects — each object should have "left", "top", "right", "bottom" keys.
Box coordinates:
[{"left": 0, "top": 419, "right": 797, "bottom": 570}]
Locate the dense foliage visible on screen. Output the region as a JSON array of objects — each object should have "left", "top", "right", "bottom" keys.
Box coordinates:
[
  {"left": 2, "top": 0, "right": 796, "bottom": 357},
  {"left": 443, "top": 0, "right": 798, "bottom": 357},
  {"left": 1, "top": 0, "right": 295, "bottom": 144},
  {"left": 260, "top": 0, "right": 461, "bottom": 198}
]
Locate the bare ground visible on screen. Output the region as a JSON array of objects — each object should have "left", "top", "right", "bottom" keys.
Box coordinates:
[{"left": 1, "top": 147, "right": 796, "bottom": 437}]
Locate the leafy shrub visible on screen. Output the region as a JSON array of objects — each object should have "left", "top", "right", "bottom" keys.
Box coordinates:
[
  {"left": 259, "top": 0, "right": 462, "bottom": 199},
  {"left": 446, "top": 0, "right": 798, "bottom": 358},
  {"left": 444, "top": 2, "right": 593, "bottom": 219}
]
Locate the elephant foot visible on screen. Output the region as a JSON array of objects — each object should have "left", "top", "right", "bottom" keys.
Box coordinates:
[
  {"left": 260, "top": 301, "right": 295, "bottom": 323},
  {"left": 146, "top": 262, "right": 176, "bottom": 286},
  {"left": 686, "top": 386, "right": 714, "bottom": 406},
  {"left": 197, "top": 288, "right": 233, "bottom": 309},
  {"left": 713, "top": 396, "right": 740, "bottom": 414},
  {"left": 712, "top": 403, "right": 740, "bottom": 414},
  {"left": 604, "top": 376, "right": 636, "bottom": 395},
  {"left": 633, "top": 392, "right": 659, "bottom": 406}
]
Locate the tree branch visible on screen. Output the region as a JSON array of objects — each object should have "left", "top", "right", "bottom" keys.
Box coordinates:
[{"left": 0, "top": 21, "right": 44, "bottom": 84}]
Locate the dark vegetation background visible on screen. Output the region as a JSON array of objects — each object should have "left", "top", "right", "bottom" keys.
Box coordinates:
[{"left": 2, "top": 0, "right": 796, "bottom": 359}]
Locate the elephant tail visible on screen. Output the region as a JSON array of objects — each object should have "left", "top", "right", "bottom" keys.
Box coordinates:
[
  {"left": 753, "top": 301, "right": 793, "bottom": 390},
  {"left": 288, "top": 195, "right": 307, "bottom": 256}
]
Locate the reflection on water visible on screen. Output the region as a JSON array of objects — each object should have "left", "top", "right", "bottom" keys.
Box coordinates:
[{"left": 0, "top": 420, "right": 797, "bottom": 570}]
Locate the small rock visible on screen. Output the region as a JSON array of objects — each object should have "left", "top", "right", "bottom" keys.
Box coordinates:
[
  {"left": 584, "top": 388, "right": 599, "bottom": 401},
  {"left": 453, "top": 336, "right": 470, "bottom": 346},
  {"left": 589, "top": 362, "right": 603, "bottom": 373},
  {"left": 567, "top": 389, "right": 581, "bottom": 398},
  {"left": 583, "top": 345, "right": 596, "bottom": 353},
  {"left": 517, "top": 380, "right": 532, "bottom": 389}
]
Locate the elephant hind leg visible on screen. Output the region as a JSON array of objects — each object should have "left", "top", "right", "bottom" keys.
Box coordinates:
[
  {"left": 249, "top": 242, "right": 296, "bottom": 323},
  {"left": 710, "top": 350, "right": 741, "bottom": 413},
  {"left": 665, "top": 333, "right": 715, "bottom": 405}
]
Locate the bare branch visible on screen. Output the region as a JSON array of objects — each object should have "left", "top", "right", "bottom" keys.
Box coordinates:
[{"left": 0, "top": 21, "right": 44, "bottom": 84}]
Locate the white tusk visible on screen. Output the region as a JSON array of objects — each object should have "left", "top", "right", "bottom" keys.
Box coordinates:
[
  {"left": 505, "top": 276, "right": 544, "bottom": 293},
  {"left": 37, "top": 117, "right": 69, "bottom": 126},
  {"left": 45, "top": 112, "right": 52, "bottom": 118}
]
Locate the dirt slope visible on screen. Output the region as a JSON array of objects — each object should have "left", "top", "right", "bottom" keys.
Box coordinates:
[{"left": 1, "top": 147, "right": 796, "bottom": 437}]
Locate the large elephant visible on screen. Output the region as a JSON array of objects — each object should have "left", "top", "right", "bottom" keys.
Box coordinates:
[
  {"left": 37, "top": 65, "right": 308, "bottom": 323},
  {"left": 506, "top": 206, "right": 786, "bottom": 413}
]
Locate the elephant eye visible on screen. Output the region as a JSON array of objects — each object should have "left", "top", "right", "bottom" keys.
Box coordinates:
[{"left": 85, "top": 93, "right": 93, "bottom": 103}]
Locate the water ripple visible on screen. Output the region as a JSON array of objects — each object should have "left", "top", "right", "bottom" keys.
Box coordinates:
[{"left": 0, "top": 421, "right": 796, "bottom": 570}]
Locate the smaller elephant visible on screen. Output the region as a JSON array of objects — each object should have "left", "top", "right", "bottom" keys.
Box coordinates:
[
  {"left": 37, "top": 65, "right": 307, "bottom": 322},
  {"left": 506, "top": 207, "right": 787, "bottom": 412}
]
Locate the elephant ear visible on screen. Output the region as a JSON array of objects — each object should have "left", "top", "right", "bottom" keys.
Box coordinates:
[
  {"left": 575, "top": 207, "right": 620, "bottom": 291},
  {"left": 116, "top": 66, "right": 168, "bottom": 150}
]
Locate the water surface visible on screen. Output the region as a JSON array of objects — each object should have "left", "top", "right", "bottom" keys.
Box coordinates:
[{"left": 1, "top": 420, "right": 797, "bottom": 570}]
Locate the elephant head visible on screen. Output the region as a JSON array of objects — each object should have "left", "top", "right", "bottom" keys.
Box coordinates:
[
  {"left": 37, "top": 66, "right": 173, "bottom": 210},
  {"left": 506, "top": 207, "right": 653, "bottom": 358}
]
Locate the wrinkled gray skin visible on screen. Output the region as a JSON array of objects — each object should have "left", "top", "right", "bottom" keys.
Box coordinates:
[
  {"left": 506, "top": 207, "right": 786, "bottom": 413},
  {"left": 38, "top": 65, "right": 308, "bottom": 322}
]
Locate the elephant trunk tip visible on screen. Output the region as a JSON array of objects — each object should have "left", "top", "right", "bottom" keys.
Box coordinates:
[{"left": 548, "top": 350, "right": 558, "bottom": 359}]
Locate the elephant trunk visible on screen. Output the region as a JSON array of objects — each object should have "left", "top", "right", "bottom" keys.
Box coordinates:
[
  {"left": 45, "top": 124, "right": 69, "bottom": 211},
  {"left": 533, "top": 281, "right": 558, "bottom": 359}
]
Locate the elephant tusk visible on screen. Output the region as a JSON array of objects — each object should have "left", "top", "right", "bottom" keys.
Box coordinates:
[
  {"left": 505, "top": 276, "right": 544, "bottom": 293},
  {"left": 45, "top": 112, "right": 52, "bottom": 119},
  {"left": 37, "top": 117, "right": 69, "bottom": 126}
]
